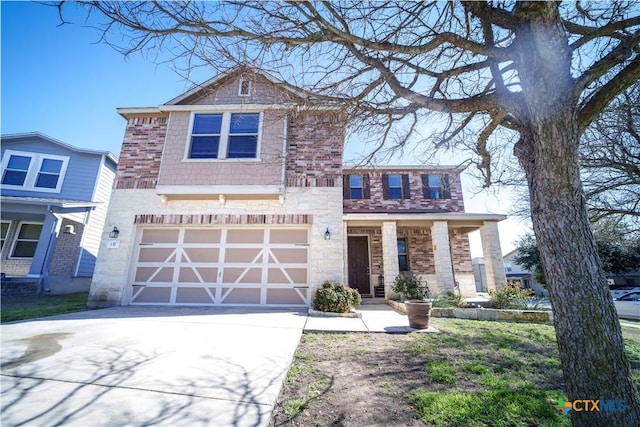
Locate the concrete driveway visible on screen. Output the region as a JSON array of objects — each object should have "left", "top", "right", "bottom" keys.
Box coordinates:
[{"left": 1, "top": 306, "right": 307, "bottom": 427}]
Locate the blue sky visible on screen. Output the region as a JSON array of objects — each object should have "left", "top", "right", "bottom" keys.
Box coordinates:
[
  {"left": 1, "top": 1, "right": 526, "bottom": 255},
  {"left": 1, "top": 1, "right": 199, "bottom": 156}
]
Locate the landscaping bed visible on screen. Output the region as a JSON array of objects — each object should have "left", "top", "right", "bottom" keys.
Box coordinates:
[{"left": 270, "top": 318, "right": 640, "bottom": 427}]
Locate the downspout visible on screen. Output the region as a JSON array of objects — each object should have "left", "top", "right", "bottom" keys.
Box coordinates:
[{"left": 279, "top": 112, "right": 289, "bottom": 204}]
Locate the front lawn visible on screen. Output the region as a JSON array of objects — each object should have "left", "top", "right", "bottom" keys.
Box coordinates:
[
  {"left": 1, "top": 292, "right": 89, "bottom": 323},
  {"left": 270, "top": 318, "right": 640, "bottom": 427}
]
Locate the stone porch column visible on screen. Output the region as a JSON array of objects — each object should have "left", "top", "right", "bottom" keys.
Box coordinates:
[
  {"left": 431, "top": 221, "right": 455, "bottom": 295},
  {"left": 342, "top": 221, "right": 349, "bottom": 286},
  {"left": 480, "top": 221, "right": 507, "bottom": 292},
  {"left": 381, "top": 221, "right": 399, "bottom": 298}
]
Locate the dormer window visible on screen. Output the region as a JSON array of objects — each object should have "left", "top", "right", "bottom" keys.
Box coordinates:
[
  {"left": 188, "top": 112, "right": 261, "bottom": 160},
  {"left": 1, "top": 150, "right": 69, "bottom": 193},
  {"left": 238, "top": 79, "right": 251, "bottom": 96}
]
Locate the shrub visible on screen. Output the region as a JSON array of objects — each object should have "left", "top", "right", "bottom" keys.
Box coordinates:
[
  {"left": 488, "top": 283, "right": 535, "bottom": 309},
  {"left": 313, "top": 281, "right": 361, "bottom": 313},
  {"left": 392, "top": 274, "right": 430, "bottom": 301},
  {"left": 431, "top": 291, "right": 468, "bottom": 308}
]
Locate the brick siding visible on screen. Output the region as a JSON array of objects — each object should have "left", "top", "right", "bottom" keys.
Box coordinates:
[
  {"left": 343, "top": 169, "right": 465, "bottom": 212},
  {"left": 114, "top": 116, "right": 168, "bottom": 190},
  {"left": 133, "top": 213, "right": 312, "bottom": 225},
  {"left": 286, "top": 111, "right": 345, "bottom": 188}
]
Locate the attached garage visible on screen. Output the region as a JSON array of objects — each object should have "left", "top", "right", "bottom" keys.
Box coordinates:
[{"left": 129, "top": 227, "right": 310, "bottom": 306}]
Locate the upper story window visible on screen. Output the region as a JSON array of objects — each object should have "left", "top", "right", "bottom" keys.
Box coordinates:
[
  {"left": 383, "top": 173, "right": 410, "bottom": 199},
  {"left": 422, "top": 174, "right": 451, "bottom": 199},
  {"left": 238, "top": 79, "right": 251, "bottom": 96},
  {"left": 1, "top": 150, "right": 69, "bottom": 193},
  {"left": 344, "top": 174, "right": 370, "bottom": 200},
  {"left": 10, "top": 222, "right": 43, "bottom": 259},
  {"left": 188, "top": 112, "right": 261, "bottom": 160}
]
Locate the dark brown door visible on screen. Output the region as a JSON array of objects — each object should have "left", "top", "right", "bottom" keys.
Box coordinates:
[{"left": 348, "top": 236, "right": 370, "bottom": 295}]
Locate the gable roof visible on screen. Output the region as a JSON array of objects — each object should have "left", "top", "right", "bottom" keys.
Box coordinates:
[
  {"left": 1, "top": 132, "right": 118, "bottom": 165},
  {"left": 164, "top": 65, "right": 318, "bottom": 106}
]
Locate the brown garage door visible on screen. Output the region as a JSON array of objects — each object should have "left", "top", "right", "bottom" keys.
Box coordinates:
[{"left": 130, "top": 227, "right": 310, "bottom": 306}]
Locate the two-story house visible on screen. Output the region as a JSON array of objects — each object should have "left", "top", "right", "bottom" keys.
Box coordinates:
[
  {"left": 88, "top": 67, "right": 507, "bottom": 308},
  {"left": 1, "top": 133, "right": 118, "bottom": 294}
]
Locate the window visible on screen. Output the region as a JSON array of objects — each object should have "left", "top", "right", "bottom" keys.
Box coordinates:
[
  {"left": 188, "top": 112, "right": 260, "bottom": 160},
  {"left": 1, "top": 221, "right": 10, "bottom": 251},
  {"left": 383, "top": 174, "right": 410, "bottom": 199},
  {"left": 397, "top": 238, "right": 409, "bottom": 272},
  {"left": 343, "top": 174, "right": 370, "bottom": 200},
  {"left": 350, "top": 175, "right": 363, "bottom": 199},
  {"left": 1, "top": 150, "right": 69, "bottom": 192},
  {"left": 2, "top": 155, "right": 31, "bottom": 186},
  {"left": 35, "top": 159, "right": 64, "bottom": 189},
  {"left": 238, "top": 79, "right": 251, "bottom": 96},
  {"left": 10, "top": 222, "right": 42, "bottom": 258},
  {"left": 422, "top": 174, "right": 451, "bottom": 199}
]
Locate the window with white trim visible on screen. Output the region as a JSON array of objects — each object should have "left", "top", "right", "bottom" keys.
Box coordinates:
[
  {"left": 10, "top": 222, "right": 43, "bottom": 258},
  {"left": 188, "top": 112, "right": 261, "bottom": 160},
  {"left": 238, "top": 79, "right": 251, "bottom": 96},
  {"left": 1, "top": 150, "right": 69, "bottom": 193},
  {"left": 1, "top": 221, "right": 10, "bottom": 251}
]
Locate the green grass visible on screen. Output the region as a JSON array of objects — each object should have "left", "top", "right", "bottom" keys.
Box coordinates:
[
  {"left": 425, "top": 361, "right": 457, "bottom": 385},
  {"left": 1, "top": 293, "right": 89, "bottom": 323}
]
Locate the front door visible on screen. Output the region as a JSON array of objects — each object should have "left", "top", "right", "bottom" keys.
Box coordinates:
[{"left": 348, "top": 236, "right": 370, "bottom": 295}]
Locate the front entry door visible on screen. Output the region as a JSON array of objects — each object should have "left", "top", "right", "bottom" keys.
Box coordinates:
[{"left": 348, "top": 236, "right": 371, "bottom": 295}]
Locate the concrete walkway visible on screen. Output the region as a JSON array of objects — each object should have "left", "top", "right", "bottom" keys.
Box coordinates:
[
  {"left": 1, "top": 304, "right": 419, "bottom": 427},
  {"left": 305, "top": 303, "right": 438, "bottom": 333}
]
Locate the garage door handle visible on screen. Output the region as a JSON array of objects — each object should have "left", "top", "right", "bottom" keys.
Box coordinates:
[{"left": 294, "top": 286, "right": 309, "bottom": 289}]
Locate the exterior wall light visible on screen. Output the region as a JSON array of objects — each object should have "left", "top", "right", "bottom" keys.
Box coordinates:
[
  {"left": 109, "top": 226, "right": 120, "bottom": 239},
  {"left": 324, "top": 228, "right": 331, "bottom": 240}
]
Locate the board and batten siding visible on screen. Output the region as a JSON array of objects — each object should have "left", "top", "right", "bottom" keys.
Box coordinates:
[{"left": 76, "top": 157, "right": 117, "bottom": 277}]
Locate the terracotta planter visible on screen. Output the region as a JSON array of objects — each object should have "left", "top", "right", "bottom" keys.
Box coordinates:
[{"left": 405, "top": 300, "right": 433, "bottom": 329}]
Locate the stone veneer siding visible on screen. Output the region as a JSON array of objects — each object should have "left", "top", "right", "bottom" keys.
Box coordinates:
[
  {"left": 286, "top": 111, "right": 345, "bottom": 188},
  {"left": 343, "top": 169, "right": 465, "bottom": 212},
  {"left": 114, "top": 116, "right": 167, "bottom": 190}
]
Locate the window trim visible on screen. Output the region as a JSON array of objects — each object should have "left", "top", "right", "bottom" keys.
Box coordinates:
[
  {"left": 1, "top": 150, "right": 69, "bottom": 193},
  {"left": 8, "top": 221, "right": 43, "bottom": 260},
  {"left": 185, "top": 111, "right": 263, "bottom": 161},
  {"left": 238, "top": 79, "right": 252, "bottom": 96},
  {"left": 1, "top": 221, "right": 11, "bottom": 252}
]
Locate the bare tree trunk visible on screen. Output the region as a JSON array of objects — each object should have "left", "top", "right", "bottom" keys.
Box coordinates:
[
  {"left": 513, "top": 4, "right": 640, "bottom": 425},
  {"left": 517, "top": 116, "right": 640, "bottom": 426}
]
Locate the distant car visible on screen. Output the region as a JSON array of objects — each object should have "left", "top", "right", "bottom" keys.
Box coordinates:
[
  {"left": 610, "top": 287, "right": 640, "bottom": 300},
  {"left": 614, "top": 291, "right": 640, "bottom": 321}
]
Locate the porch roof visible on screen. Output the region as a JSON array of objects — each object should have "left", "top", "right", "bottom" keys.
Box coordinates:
[{"left": 343, "top": 212, "right": 506, "bottom": 234}]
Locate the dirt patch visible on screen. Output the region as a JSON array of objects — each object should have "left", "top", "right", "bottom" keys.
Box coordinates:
[{"left": 270, "top": 333, "right": 430, "bottom": 427}]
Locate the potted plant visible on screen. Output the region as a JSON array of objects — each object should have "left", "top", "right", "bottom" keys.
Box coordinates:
[{"left": 392, "top": 274, "right": 432, "bottom": 329}]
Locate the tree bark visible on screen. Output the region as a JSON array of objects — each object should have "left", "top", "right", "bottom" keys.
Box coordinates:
[{"left": 513, "top": 4, "right": 640, "bottom": 425}]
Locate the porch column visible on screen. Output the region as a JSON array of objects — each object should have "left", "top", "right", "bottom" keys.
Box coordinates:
[
  {"left": 28, "top": 211, "right": 60, "bottom": 277},
  {"left": 381, "top": 221, "right": 399, "bottom": 298},
  {"left": 480, "top": 221, "right": 507, "bottom": 292},
  {"left": 431, "top": 221, "right": 455, "bottom": 294}
]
